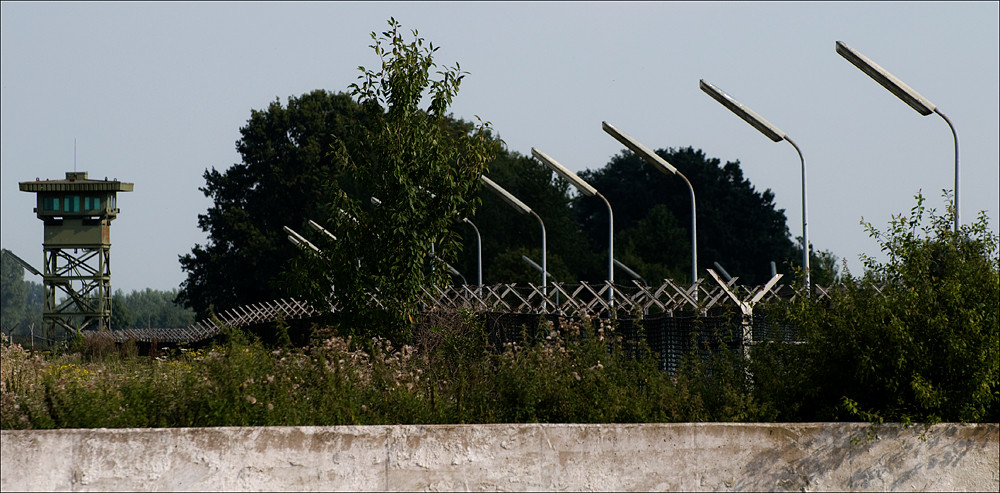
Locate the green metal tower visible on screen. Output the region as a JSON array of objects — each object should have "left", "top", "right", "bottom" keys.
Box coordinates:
[{"left": 19, "top": 171, "right": 133, "bottom": 339}]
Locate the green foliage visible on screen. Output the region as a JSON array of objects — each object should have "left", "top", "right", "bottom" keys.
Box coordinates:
[
  {"left": 177, "top": 90, "right": 371, "bottom": 326},
  {"left": 753, "top": 192, "right": 999, "bottom": 424},
  {"left": 810, "top": 248, "right": 841, "bottom": 286},
  {"left": 615, "top": 204, "right": 691, "bottom": 283},
  {"left": 113, "top": 289, "right": 195, "bottom": 329},
  {"left": 488, "top": 246, "right": 572, "bottom": 287},
  {"left": 2, "top": 312, "right": 767, "bottom": 429},
  {"left": 0, "top": 249, "right": 43, "bottom": 339},
  {"left": 1, "top": 249, "right": 29, "bottom": 334},
  {"left": 109, "top": 296, "right": 133, "bottom": 331},
  {"left": 288, "top": 18, "right": 501, "bottom": 340},
  {"left": 670, "top": 316, "right": 769, "bottom": 422}
]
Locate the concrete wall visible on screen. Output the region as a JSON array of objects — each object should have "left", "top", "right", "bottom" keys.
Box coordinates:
[{"left": 2, "top": 423, "right": 997, "bottom": 492}]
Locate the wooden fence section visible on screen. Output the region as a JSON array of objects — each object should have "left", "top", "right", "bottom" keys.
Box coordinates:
[{"left": 85, "top": 277, "right": 817, "bottom": 344}]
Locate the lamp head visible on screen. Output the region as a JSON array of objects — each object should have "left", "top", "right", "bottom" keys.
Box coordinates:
[
  {"left": 835, "top": 41, "right": 936, "bottom": 116},
  {"left": 531, "top": 147, "right": 598, "bottom": 197},
  {"left": 481, "top": 176, "right": 532, "bottom": 215},
  {"left": 699, "top": 79, "right": 786, "bottom": 142},
  {"left": 602, "top": 121, "right": 679, "bottom": 175}
]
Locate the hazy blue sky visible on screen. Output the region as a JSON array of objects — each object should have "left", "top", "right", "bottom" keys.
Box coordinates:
[{"left": 2, "top": 1, "right": 998, "bottom": 294}]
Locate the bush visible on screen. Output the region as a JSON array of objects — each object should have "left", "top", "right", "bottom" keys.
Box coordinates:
[
  {"left": 2, "top": 311, "right": 763, "bottom": 428},
  {"left": 753, "top": 192, "right": 999, "bottom": 424}
]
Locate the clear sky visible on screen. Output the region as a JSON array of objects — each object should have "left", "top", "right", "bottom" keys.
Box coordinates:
[{"left": 2, "top": 1, "right": 998, "bottom": 293}]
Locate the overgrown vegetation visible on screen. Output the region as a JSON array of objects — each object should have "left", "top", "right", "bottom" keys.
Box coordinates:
[
  {"left": 752, "top": 192, "right": 999, "bottom": 424},
  {"left": 1, "top": 312, "right": 767, "bottom": 429},
  {"left": 3, "top": 193, "right": 996, "bottom": 429},
  {"left": 4, "top": 16, "right": 995, "bottom": 428}
]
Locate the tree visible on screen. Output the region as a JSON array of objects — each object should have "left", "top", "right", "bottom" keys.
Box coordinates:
[
  {"left": 109, "top": 295, "right": 133, "bottom": 331},
  {"left": 114, "top": 288, "right": 196, "bottom": 329},
  {"left": 285, "top": 18, "right": 500, "bottom": 339},
  {"left": 614, "top": 204, "right": 691, "bottom": 283},
  {"left": 753, "top": 192, "right": 999, "bottom": 423},
  {"left": 1, "top": 249, "right": 43, "bottom": 337},
  {"left": 576, "top": 147, "right": 805, "bottom": 285},
  {"left": 177, "top": 90, "right": 372, "bottom": 320},
  {"left": 1, "top": 249, "right": 28, "bottom": 334}
]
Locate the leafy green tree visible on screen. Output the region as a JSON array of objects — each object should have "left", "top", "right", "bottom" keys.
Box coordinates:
[
  {"left": 110, "top": 295, "right": 133, "bottom": 331},
  {"left": 577, "top": 147, "right": 803, "bottom": 285},
  {"left": 177, "top": 90, "right": 372, "bottom": 320},
  {"left": 488, "top": 246, "right": 574, "bottom": 287},
  {"left": 286, "top": 19, "right": 500, "bottom": 339},
  {"left": 1, "top": 249, "right": 43, "bottom": 337},
  {"left": 753, "top": 192, "right": 999, "bottom": 423},
  {"left": 1, "top": 249, "right": 28, "bottom": 334},
  {"left": 614, "top": 204, "right": 691, "bottom": 284},
  {"left": 114, "top": 289, "right": 196, "bottom": 329}
]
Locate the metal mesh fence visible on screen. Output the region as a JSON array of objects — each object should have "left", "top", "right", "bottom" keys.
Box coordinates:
[{"left": 45, "top": 278, "right": 819, "bottom": 351}]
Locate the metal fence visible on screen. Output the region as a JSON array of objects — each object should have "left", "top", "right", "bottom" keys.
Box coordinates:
[
  {"left": 419, "top": 277, "right": 809, "bottom": 317},
  {"left": 74, "top": 275, "right": 815, "bottom": 351},
  {"left": 84, "top": 298, "right": 321, "bottom": 344}
]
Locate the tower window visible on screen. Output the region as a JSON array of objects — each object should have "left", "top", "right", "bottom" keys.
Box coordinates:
[{"left": 43, "top": 196, "right": 60, "bottom": 211}]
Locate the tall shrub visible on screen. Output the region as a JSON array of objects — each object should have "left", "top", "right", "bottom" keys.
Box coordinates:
[{"left": 753, "top": 192, "right": 999, "bottom": 423}]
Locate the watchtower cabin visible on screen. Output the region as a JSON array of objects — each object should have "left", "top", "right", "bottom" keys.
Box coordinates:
[{"left": 19, "top": 171, "right": 133, "bottom": 338}]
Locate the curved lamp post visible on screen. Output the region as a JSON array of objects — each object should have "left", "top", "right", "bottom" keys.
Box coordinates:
[
  {"left": 462, "top": 217, "right": 482, "bottom": 287},
  {"left": 602, "top": 121, "right": 699, "bottom": 287},
  {"left": 531, "top": 147, "right": 615, "bottom": 307},
  {"left": 480, "top": 176, "right": 548, "bottom": 298},
  {"left": 836, "top": 40, "right": 960, "bottom": 232},
  {"left": 699, "top": 79, "right": 810, "bottom": 289}
]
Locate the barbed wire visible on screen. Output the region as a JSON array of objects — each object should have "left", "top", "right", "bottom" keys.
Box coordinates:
[{"left": 74, "top": 279, "right": 830, "bottom": 344}]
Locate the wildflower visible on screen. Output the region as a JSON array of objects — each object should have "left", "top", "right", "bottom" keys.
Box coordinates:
[
  {"left": 267, "top": 403, "right": 274, "bottom": 411},
  {"left": 246, "top": 395, "right": 257, "bottom": 404}
]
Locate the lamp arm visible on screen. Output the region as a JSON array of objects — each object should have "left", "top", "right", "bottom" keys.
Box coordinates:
[
  {"left": 934, "top": 109, "right": 960, "bottom": 231},
  {"left": 677, "top": 171, "right": 698, "bottom": 287},
  {"left": 531, "top": 211, "right": 547, "bottom": 298},
  {"left": 596, "top": 192, "right": 614, "bottom": 305},
  {"left": 783, "top": 136, "right": 810, "bottom": 291}
]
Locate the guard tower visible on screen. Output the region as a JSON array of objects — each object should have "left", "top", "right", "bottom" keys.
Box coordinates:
[{"left": 19, "top": 171, "right": 133, "bottom": 338}]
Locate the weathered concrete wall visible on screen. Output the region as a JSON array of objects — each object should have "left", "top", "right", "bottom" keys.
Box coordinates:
[{"left": 2, "top": 423, "right": 997, "bottom": 492}]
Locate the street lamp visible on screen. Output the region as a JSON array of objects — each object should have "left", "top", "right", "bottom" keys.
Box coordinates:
[
  {"left": 283, "top": 225, "right": 321, "bottom": 254},
  {"left": 602, "top": 121, "right": 699, "bottom": 287},
  {"left": 699, "top": 79, "right": 811, "bottom": 289},
  {"left": 480, "top": 176, "right": 548, "bottom": 298},
  {"left": 836, "top": 40, "right": 960, "bottom": 231},
  {"left": 531, "top": 147, "right": 616, "bottom": 306}
]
